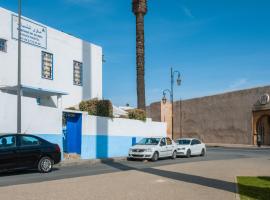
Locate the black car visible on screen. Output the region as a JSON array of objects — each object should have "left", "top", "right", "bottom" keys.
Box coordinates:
[{"left": 0, "top": 134, "right": 61, "bottom": 173}]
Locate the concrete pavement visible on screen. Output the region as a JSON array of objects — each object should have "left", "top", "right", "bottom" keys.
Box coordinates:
[{"left": 0, "top": 148, "right": 269, "bottom": 200}]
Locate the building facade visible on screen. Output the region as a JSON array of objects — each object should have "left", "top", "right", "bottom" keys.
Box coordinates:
[
  {"left": 147, "top": 86, "right": 270, "bottom": 145},
  {"left": 0, "top": 7, "right": 102, "bottom": 134},
  {"left": 0, "top": 7, "right": 167, "bottom": 159}
]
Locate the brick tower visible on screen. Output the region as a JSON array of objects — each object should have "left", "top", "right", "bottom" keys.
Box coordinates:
[{"left": 132, "top": 0, "right": 147, "bottom": 110}]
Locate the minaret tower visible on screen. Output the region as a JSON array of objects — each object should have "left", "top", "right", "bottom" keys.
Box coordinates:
[{"left": 132, "top": 0, "right": 147, "bottom": 110}]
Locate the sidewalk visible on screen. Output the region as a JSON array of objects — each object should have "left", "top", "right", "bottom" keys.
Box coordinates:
[
  {"left": 56, "top": 157, "right": 127, "bottom": 167},
  {"left": 206, "top": 143, "right": 270, "bottom": 149}
]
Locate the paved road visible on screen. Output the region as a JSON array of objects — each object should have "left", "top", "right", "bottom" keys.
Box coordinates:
[{"left": 0, "top": 147, "right": 269, "bottom": 187}]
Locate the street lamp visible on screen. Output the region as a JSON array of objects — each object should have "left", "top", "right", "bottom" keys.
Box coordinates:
[
  {"left": 162, "top": 89, "right": 171, "bottom": 105},
  {"left": 162, "top": 67, "right": 182, "bottom": 139},
  {"left": 162, "top": 94, "right": 167, "bottom": 104}
]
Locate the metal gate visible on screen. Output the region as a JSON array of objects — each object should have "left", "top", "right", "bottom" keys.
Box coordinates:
[{"left": 63, "top": 112, "right": 82, "bottom": 154}]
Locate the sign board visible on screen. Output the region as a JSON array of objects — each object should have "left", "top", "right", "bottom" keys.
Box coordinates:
[
  {"left": 259, "top": 94, "right": 270, "bottom": 105},
  {"left": 12, "top": 15, "right": 47, "bottom": 49}
]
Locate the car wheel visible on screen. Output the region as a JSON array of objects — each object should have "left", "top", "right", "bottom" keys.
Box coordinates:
[
  {"left": 151, "top": 152, "right": 159, "bottom": 162},
  {"left": 186, "top": 149, "right": 191, "bottom": 158},
  {"left": 171, "top": 151, "right": 177, "bottom": 159},
  {"left": 200, "top": 149, "right": 206, "bottom": 157},
  {"left": 38, "top": 157, "right": 53, "bottom": 173}
]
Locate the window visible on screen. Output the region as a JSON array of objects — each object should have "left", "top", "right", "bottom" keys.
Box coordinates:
[
  {"left": 160, "top": 138, "right": 166, "bottom": 146},
  {"left": 42, "top": 51, "right": 53, "bottom": 80},
  {"left": 21, "top": 136, "right": 41, "bottom": 146},
  {"left": 137, "top": 138, "right": 160, "bottom": 145},
  {"left": 195, "top": 140, "right": 201, "bottom": 144},
  {"left": 166, "top": 138, "right": 172, "bottom": 145},
  {"left": 73, "top": 61, "right": 83, "bottom": 86},
  {"left": 0, "top": 136, "right": 16, "bottom": 149},
  {"left": 177, "top": 139, "right": 191, "bottom": 145},
  {"left": 0, "top": 39, "right": 7, "bottom": 52}
]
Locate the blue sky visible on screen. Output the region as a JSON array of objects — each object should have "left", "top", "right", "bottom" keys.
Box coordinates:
[{"left": 1, "top": 0, "right": 270, "bottom": 107}]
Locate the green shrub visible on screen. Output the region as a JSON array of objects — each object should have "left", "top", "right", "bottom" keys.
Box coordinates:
[
  {"left": 79, "top": 98, "right": 113, "bottom": 117},
  {"left": 79, "top": 98, "right": 98, "bottom": 115},
  {"left": 96, "top": 100, "right": 113, "bottom": 118},
  {"left": 128, "top": 109, "right": 146, "bottom": 121},
  {"left": 67, "top": 107, "right": 77, "bottom": 111}
]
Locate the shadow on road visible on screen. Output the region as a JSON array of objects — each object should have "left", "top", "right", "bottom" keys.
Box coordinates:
[
  {"left": 0, "top": 168, "right": 60, "bottom": 177},
  {"left": 101, "top": 160, "right": 236, "bottom": 193}
]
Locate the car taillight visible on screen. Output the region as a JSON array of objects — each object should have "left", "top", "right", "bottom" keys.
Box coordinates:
[{"left": 55, "top": 144, "right": 61, "bottom": 153}]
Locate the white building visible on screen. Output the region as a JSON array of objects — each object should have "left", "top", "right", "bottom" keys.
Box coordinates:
[
  {"left": 0, "top": 7, "right": 167, "bottom": 160},
  {"left": 0, "top": 7, "right": 102, "bottom": 133}
]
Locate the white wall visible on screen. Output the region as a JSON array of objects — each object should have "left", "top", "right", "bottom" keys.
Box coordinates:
[
  {"left": 0, "top": 92, "right": 17, "bottom": 133},
  {"left": 0, "top": 7, "right": 102, "bottom": 107},
  {"left": 0, "top": 92, "right": 62, "bottom": 134},
  {"left": 82, "top": 114, "right": 167, "bottom": 137},
  {"left": 22, "top": 97, "right": 62, "bottom": 134},
  {"left": 0, "top": 7, "right": 102, "bottom": 133}
]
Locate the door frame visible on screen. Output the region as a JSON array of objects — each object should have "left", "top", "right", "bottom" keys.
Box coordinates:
[{"left": 253, "top": 110, "right": 270, "bottom": 145}]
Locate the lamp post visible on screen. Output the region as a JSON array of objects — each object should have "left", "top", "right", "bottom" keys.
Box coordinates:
[
  {"left": 162, "top": 67, "right": 182, "bottom": 139},
  {"left": 17, "top": 0, "right": 22, "bottom": 134}
]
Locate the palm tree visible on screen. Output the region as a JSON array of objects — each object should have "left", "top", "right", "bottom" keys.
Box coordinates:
[{"left": 132, "top": 0, "right": 147, "bottom": 110}]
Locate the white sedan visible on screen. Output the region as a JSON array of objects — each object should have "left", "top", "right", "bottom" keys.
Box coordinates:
[
  {"left": 128, "top": 137, "right": 177, "bottom": 161},
  {"left": 175, "top": 138, "right": 206, "bottom": 158}
]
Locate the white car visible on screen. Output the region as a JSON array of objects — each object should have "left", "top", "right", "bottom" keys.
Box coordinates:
[
  {"left": 128, "top": 137, "right": 177, "bottom": 161},
  {"left": 175, "top": 138, "right": 206, "bottom": 158}
]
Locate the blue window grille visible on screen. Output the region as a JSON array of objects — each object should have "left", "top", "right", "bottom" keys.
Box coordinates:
[
  {"left": 73, "top": 61, "right": 83, "bottom": 86},
  {"left": 41, "top": 51, "right": 53, "bottom": 80},
  {"left": 0, "top": 39, "right": 7, "bottom": 52}
]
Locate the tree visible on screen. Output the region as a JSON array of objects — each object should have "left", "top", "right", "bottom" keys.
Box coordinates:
[{"left": 132, "top": 0, "right": 147, "bottom": 110}]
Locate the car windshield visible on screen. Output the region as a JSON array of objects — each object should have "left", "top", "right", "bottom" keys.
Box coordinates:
[
  {"left": 177, "top": 139, "right": 191, "bottom": 145},
  {"left": 137, "top": 138, "right": 161, "bottom": 145}
]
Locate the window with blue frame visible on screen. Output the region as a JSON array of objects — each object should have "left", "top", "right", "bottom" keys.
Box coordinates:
[
  {"left": 73, "top": 61, "right": 83, "bottom": 86},
  {"left": 0, "top": 39, "right": 7, "bottom": 52},
  {"left": 42, "top": 51, "right": 53, "bottom": 80}
]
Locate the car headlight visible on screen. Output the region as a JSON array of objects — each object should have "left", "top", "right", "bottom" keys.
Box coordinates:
[
  {"left": 129, "top": 148, "right": 133, "bottom": 152},
  {"left": 145, "top": 148, "right": 153, "bottom": 152}
]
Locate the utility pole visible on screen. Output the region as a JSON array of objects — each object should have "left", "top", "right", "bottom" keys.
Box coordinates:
[
  {"left": 17, "top": 0, "right": 22, "bottom": 134},
  {"left": 132, "top": 0, "right": 147, "bottom": 110},
  {"left": 162, "top": 68, "right": 181, "bottom": 139},
  {"left": 171, "top": 67, "right": 174, "bottom": 139}
]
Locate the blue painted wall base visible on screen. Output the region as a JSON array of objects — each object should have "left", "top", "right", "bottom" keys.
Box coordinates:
[
  {"left": 81, "top": 135, "right": 143, "bottom": 159},
  {"left": 33, "top": 134, "right": 144, "bottom": 160}
]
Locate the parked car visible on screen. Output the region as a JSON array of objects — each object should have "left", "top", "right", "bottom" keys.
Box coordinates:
[
  {"left": 0, "top": 134, "right": 61, "bottom": 173},
  {"left": 175, "top": 138, "right": 206, "bottom": 158},
  {"left": 128, "top": 137, "right": 177, "bottom": 161}
]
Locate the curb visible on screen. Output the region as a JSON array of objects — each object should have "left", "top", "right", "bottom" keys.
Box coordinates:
[
  {"left": 234, "top": 177, "right": 241, "bottom": 200},
  {"left": 206, "top": 144, "right": 270, "bottom": 149},
  {"left": 56, "top": 157, "right": 127, "bottom": 167}
]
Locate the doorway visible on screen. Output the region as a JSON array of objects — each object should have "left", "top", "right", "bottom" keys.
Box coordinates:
[
  {"left": 63, "top": 112, "right": 82, "bottom": 154},
  {"left": 256, "top": 115, "right": 270, "bottom": 145}
]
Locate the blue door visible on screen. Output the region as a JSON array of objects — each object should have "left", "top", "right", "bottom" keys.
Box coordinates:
[{"left": 64, "top": 113, "right": 82, "bottom": 154}]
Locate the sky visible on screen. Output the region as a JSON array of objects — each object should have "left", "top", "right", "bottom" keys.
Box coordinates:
[{"left": 1, "top": 0, "right": 270, "bottom": 107}]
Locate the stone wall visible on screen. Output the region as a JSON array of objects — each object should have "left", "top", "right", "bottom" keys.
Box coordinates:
[{"left": 147, "top": 86, "right": 270, "bottom": 144}]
